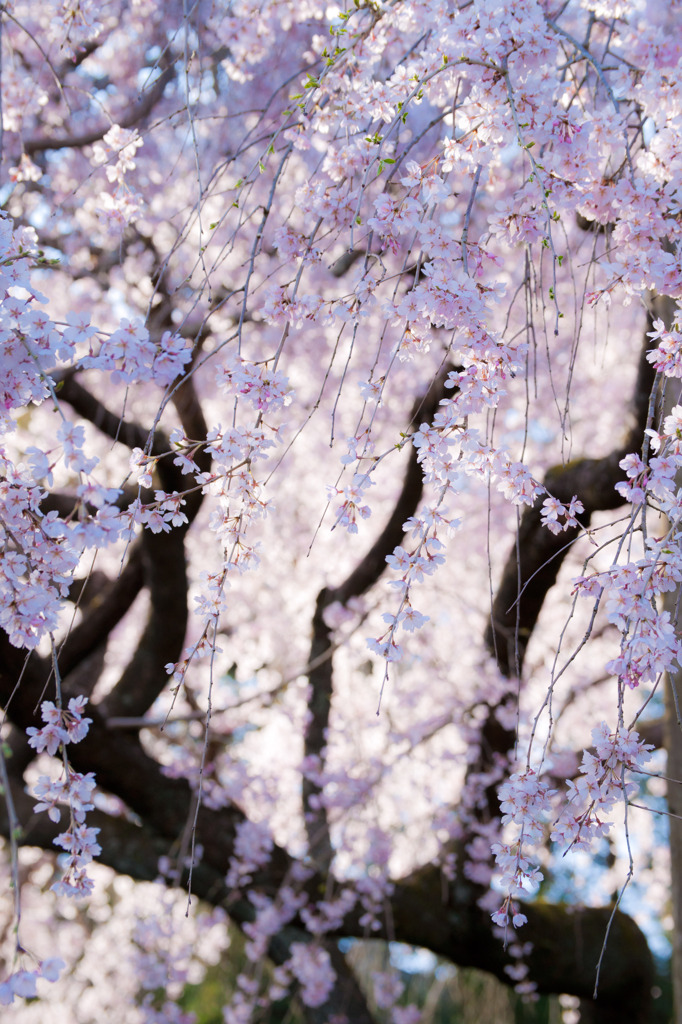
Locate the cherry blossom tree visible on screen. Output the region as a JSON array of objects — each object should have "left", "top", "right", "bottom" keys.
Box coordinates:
[{"left": 1, "top": 0, "right": 681, "bottom": 1021}]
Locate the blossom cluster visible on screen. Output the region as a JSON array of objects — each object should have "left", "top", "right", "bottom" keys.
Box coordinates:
[
  {"left": 491, "top": 769, "right": 554, "bottom": 932},
  {"left": 27, "top": 695, "right": 91, "bottom": 756},
  {"left": 573, "top": 561, "right": 679, "bottom": 688},
  {"left": 0, "top": 958, "right": 65, "bottom": 1007},
  {"left": 492, "top": 723, "right": 653, "bottom": 934},
  {"left": 573, "top": 394, "right": 682, "bottom": 689},
  {"left": 0, "top": 696, "right": 97, "bottom": 1002},
  {"left": 286, "top": 943, "right": 335, "bottom": 1009},
  {"left": 164, "top": 359, "right": 291, "bottom": 684},
  {"left": 221, "top": 882, "right": 341, "bottom": 1017},
  {"left": 551, "top": 722, "right": 653, "bottom": 849},
  {"left": 539, "top": 495, "right": 584, "bottom": 535},
  {"left": 0, "top": 214, "right": 197, "bottom": 649},
  {"left": 646, "top": 313, "right": 682, "bottom": 377},
  {"left": 131, "top": 893, "right": 200, "bottom": 1024},
  {"left": 82, "top": 322, "right": 192, "bottom": 387},
  {"left": 90, "top": 125, "right": 145, "bottom": 233},
  {"left": 215, "top": 356, "right": 293, "bottom": 414},
  {"left": 28, "top": 697, "right": 101, "bottom": 899},
  {"left": 226, "top": 819, "right": 275, "bottom": 889},
  {"left": 48, "top": 0, "right": 103, "bottom": 59},
  {"left": 0, "top": 448, "right": 80, "bottom": 649}
]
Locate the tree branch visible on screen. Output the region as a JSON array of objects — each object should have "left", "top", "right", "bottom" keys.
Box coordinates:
[
  {"left": 55, "top": 371, "right": 211, "bottom": 717},
  {"left": 385, "top": 863, "right": 655, "bottom": 1023},
  {"left": 56, "top": 371, "right": 168, "bottom": 458},
  {"left": 24, "top": 64, "right": 176, "bottom": 155},
  {"left": 303, "top": 368, "right": 454, "bottom": 870},
  {"left": 57, "top": 543, "right": 144, "bottom": 683},
  {"left": 98, "top": 526, "right": 188, "bottom": 718},
  {"left": 485, "top": 306, "right": 659, "bottom": 677}
]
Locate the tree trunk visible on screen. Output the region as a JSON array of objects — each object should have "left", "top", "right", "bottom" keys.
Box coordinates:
[
  {"left": 667, "top": 649, "right": 682, "bottom": 1024},
  {"left": 659, "top": 292, "right": 682, "bottom": 1021}
]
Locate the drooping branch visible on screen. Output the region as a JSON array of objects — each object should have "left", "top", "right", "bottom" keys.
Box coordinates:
[
  {"left": 485, "top": 304, "right": 660, "bottom": 678},
  {"left": 332, "top": 367, "right": 456, "bottom": 606},
  {"left": 302, "top": 368, "right": 454, "bottom": 870},
  {"left": 460, "top": 306, "right": 660, "bottom": 827}
]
